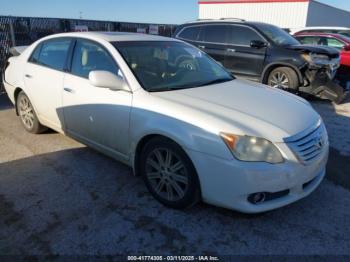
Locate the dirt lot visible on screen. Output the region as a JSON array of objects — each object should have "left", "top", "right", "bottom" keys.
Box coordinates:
[{"left": 0, "top": 94, "right": 350, "bottom": 256}]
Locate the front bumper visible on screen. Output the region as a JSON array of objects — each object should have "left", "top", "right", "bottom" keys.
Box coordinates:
[
  {"left": 301, "top": 61, "right": 346, "bottom": 103},
  {"left": 186, "top": 143, "right": 328, "bottom": 213}
]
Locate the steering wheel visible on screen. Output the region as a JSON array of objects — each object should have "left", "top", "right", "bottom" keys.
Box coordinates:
[{"left": 177, "top": 59, "right": 199, "bottom": 71}]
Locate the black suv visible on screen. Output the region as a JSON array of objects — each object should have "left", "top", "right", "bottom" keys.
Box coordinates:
[{"left": 174, "top": 19, "right": 345, "bottom": 103}]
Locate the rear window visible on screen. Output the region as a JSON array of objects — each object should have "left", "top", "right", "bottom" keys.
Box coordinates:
[{"left": 178, "top": 26, "right": 200, "bottom": 41}]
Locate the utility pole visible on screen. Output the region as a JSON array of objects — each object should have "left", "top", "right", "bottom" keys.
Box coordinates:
[{"left": 79, "top": 11, "right": 83, "bottom": 19}]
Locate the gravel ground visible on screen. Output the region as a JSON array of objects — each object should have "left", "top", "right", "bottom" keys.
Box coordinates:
[{"left": 0, "top": 94, "right": 349, "bottom": 256}]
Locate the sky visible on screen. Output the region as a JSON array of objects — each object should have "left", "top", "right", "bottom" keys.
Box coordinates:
[{"left": 0, "top": 0, "right": 349, "bottom": 24}]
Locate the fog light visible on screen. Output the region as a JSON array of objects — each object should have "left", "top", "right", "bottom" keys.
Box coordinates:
[{"left": 248, "top": 192, "right": 266, "bottom": 204}]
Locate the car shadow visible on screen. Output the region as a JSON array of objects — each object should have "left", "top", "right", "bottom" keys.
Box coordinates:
[
  {"left": 0, "top": 147, "right": 349, "bottom": 255},
  {"left": 310, "top": 94, "right": 350, "bottom": 191},
  {"left": 0, "top": 94, "right": 13, "bottom": 111},
  {"left": 335, "top": 65, "right": 350, "bottom": 89}
]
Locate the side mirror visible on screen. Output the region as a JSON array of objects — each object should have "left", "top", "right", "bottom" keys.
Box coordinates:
[
  {"left": 343, "top": 45, "right": 350, "bottom": 51},
  {"left": 250, "top": 40, "right": 268, "bottom": 49},
  {"left": 89, "top": 70, "right": 130, "bottom": 92}
]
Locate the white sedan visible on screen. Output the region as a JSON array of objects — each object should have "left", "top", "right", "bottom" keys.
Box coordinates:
[{"left": 3, "top": 32, "right": 329, "bottom": 213}]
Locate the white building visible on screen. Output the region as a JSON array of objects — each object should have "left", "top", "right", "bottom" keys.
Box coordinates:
[{"left": 198, "top": 0, "right": 350, "bottom": 29}]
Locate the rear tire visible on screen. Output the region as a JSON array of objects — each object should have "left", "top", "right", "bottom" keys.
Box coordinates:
[
  {"left": 140, "top": 137, "right": 201, "bottom": 209},
  {"left": 16, "top": 91, "right": 47, "bottom": 134},
  {"left": 268, "top": 67, "right": 299, "bottom": 91}
]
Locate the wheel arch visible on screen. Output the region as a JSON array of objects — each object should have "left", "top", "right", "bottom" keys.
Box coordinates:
[
  {"left": 130, "top": 116, "right": 232, "bottom": 176},
  {"left": 261, "top": 63, "right": 304, "bottom": 86},
  {"left": 133, "top": 133, "right": 186, "bottom": 177},
  {"left": 14, "top": 87, "right": 23, "bottom": 115}
]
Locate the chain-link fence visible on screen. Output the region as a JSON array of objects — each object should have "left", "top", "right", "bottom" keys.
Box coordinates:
[{"left": 0, "top": 16, "right": 177, "bottom": 94}]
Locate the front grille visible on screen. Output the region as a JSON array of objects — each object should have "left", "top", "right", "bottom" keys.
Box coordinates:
[{"left": 285, "top": 122, "right": 328, "bottom": 165}]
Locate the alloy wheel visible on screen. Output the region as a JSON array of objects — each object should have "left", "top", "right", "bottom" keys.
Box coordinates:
[
  {"left": 270, "top": 71, "right": 290, "bottom": 89},
  {"left": 19, "top": 95, "right": 35, "bottom": 130},
  {"left": 145, "top": 148, "right": 189, "bottom": 202}
]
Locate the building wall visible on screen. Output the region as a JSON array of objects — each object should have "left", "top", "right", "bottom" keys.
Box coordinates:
[
  {"left": 306, "top": 1, "right": 350, "bottom": 27},
  {"left": 199, "top": 0, "right": 309, "bottom": 28}
]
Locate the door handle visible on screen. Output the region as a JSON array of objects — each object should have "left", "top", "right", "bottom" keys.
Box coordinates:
[
  {"left": 63, "top": 87, "right": 75, "bottom": 93},
  {"left": 25, "top": 74, "right": 33, "bottom": 78},
  {"left": 227, "top": 48, "right": 236, "bottom": 52},
  {"left": 198, "top": 45, "right": 206, "bottom": 49}
]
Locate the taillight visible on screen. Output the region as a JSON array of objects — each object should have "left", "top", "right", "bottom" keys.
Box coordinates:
[{"left": 2, "top": 60, "right": 9, "bottom": 82}]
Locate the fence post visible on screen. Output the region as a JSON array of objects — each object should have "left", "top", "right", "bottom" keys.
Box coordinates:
[{"left": 9, "top": 21, "right": 15, "bottom": 47}]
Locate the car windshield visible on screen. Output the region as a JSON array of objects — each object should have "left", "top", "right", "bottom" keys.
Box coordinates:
[
  {"left": 300, "top": 30, "right": 350, "bottom": 38},
  {"left": 337, "top": 31, "right": 350, "bottom": 37},
  {"left": 257, "top": 24, "right": 300, "bottom": 46},
  {"left": 113, "top": 41, "right": 234, "bottom": 92},
  {"left": 323, "top": 30, "right": 350, "bottom": 37}
]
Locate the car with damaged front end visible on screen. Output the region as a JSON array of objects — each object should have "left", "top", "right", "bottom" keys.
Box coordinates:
[{"left": 175, "top": 20, "right": 346, "bottom": 103}]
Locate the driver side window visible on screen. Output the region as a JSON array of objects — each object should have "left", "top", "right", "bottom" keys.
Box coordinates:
[
  {"left": 228, "top": 26, "right": 263, "bottom": 46},
  {"left": 71, "top": 39, "right": 120, "bottom": 79}
]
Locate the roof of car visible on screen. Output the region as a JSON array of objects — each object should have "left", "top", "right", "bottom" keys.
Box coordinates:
[
  {"left": 296, "top": 27, "right": 350, "bottom": 31},
  {"left": 290, "top": 27, "right": 350, "bottom": 34},
  {"left": 187, "top": 18, "right": 246, "bottom": 23},
  {"left": 43, "top": 31, "right": 178, "bottom": 42},
  {"left": 182, "top": 19, "right": 272, "bottom": 28},
  {"left": 294, "top": 32, "right": 350, "bottom": 43}
]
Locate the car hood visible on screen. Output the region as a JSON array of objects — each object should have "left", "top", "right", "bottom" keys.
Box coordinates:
[
  {"left": 151, "top": 79, "right": 320, "bottom": 142},
  {"left": 287, "top": 44, "right": 339, "bottom": 57}
]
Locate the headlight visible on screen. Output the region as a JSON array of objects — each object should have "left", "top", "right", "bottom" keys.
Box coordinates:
[
  {"left": 220, "top": 133, "right": 284, "bottom": 164},
  {"left": 302, "top": 53, "right": 330, "bottom": 65}
]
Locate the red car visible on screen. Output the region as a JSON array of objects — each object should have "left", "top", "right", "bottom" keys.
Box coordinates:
[{"left": 294, "top": 33, "right": 350, "bottom": 67}]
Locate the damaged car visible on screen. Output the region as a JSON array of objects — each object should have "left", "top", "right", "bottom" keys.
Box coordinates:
[{"left": 174, "top": 19, "right": 345, "bottom": 103}]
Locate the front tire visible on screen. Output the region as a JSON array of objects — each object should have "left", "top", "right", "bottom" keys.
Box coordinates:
[
  {"left": 16, "top": 91, "right": 47, "bottom": 134},
  {"left": 140, "top": 137, "right": 201, "bottom": 209},
  {"left": 268, "top": 67, "right": 299, "bottom": 91}
]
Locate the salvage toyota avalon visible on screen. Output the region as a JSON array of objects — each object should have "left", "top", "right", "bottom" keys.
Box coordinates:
[{"left": 3, "top": 32, "right": 329, "bottom": 213}]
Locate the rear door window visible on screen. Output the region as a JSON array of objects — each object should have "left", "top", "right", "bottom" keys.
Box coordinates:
[
  {"left": 178, "top": 26, "right": 201, "bottom": 41},
  {"left": 200, "top": 25, "right": 230, "bottom": 44},
  {"left": 33, "top": 38, "right": 71, "bottom": 71}
]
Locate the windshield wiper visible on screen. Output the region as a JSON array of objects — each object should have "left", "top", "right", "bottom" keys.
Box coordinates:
[
  {"left": 147, "top": 86, "right": 182, "bottom": 92},
  {"left": 147, "top": 78, "right": 233, "bottom": 92}
]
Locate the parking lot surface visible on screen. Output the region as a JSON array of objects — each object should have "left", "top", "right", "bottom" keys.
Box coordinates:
[{"left": 0, "top": 94, "right": 350, "bottom": 255}]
